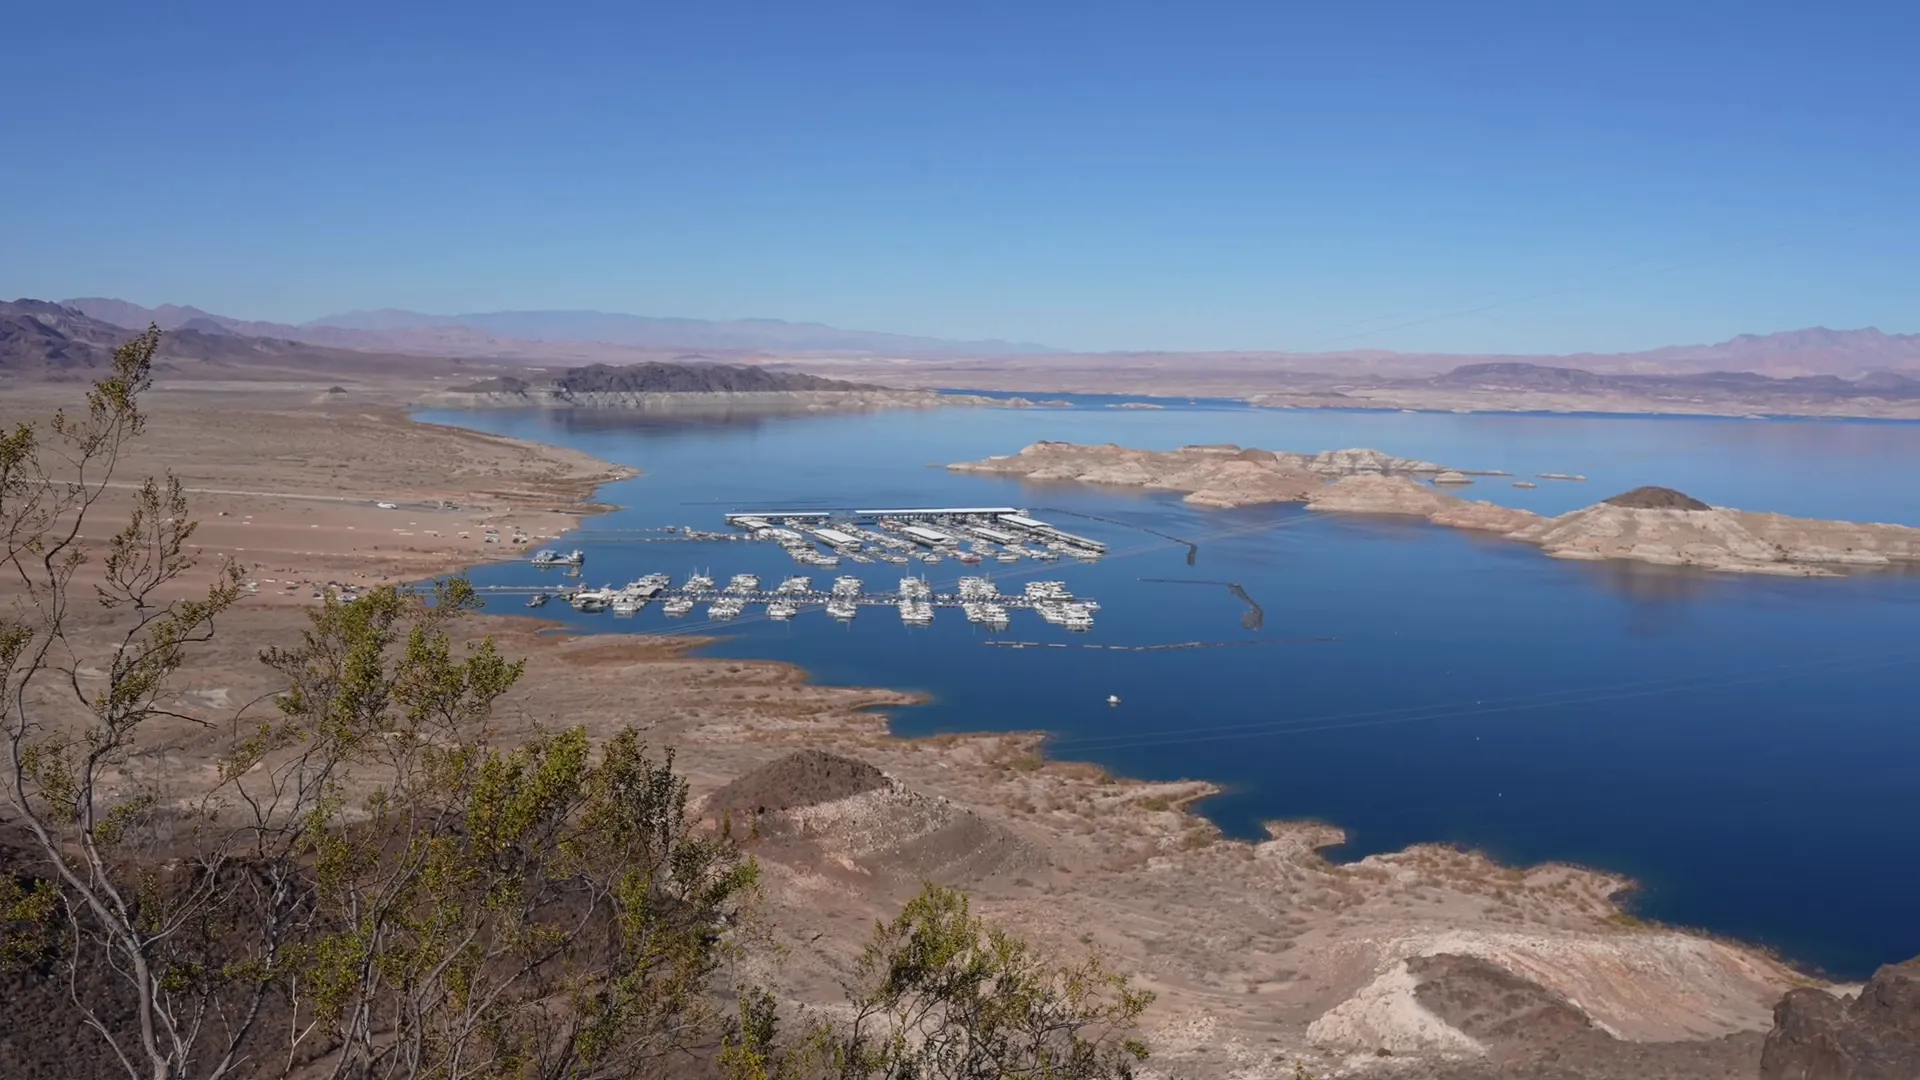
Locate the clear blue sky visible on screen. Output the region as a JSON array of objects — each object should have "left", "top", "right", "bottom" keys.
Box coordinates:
[{"left": 2, "top": 1, "right": 1914, "bottom": 353}]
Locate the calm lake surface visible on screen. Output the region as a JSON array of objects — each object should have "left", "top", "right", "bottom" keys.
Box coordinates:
[{"left": 420, "top": 398, "right": 1920, "bottom": 978}]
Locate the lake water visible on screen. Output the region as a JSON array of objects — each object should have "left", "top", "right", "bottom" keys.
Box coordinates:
[{"left": 420, "top": 398, "right": 1920, "bottom": 979}]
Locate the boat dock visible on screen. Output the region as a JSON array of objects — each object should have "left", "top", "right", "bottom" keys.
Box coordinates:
[
  {"left": 483, "top": 576, "right": 1099, "bottom": 629},
  {"left": 717, "top": 506, "right": 1108, "bottom": 566}
]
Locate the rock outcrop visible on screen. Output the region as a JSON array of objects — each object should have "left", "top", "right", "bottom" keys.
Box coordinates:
[
  {"left": 1605, "top": 486, "right": 1713, "bottom": 511},
  {"left": 1761, "top": 957, "right": 1920, "bottom": 1080},
  {"left": 949, "top": 442, "right": 1920, "bottom": 577}
]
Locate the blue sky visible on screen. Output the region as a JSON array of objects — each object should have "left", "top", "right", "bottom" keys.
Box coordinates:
[{"left": 2, "top": 1, "right": 1914, "bottom": 353}]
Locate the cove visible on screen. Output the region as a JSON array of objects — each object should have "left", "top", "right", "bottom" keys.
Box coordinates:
[{"left": 420, "top": 400, "right": 1920, "bottom": 978}]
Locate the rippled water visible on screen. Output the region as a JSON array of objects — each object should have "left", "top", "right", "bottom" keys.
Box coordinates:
[{"left": 420, "top": 398, "right": 1920, "bottom": 978}]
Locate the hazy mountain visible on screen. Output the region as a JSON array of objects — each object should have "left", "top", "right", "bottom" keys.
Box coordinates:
[
  {"left": 69, "top": 299, "right": 1052, "bottom": 358},
  {"left": 305, "top": 308, "right": 471, "bottom": 332},
  {"left": 306, "top": 308, "right": 1053, "bottom": 356},
  {"left": 1425, "top": 361, "right": 1920, "bottom": 400},
  {"left": 58, "top": 297, "right": 1920, "bottom": 375},
  {"left": 64, "top": 297, "right": 312, "bottom": 340},
  {"left": 1567, "top": 326, "right": 1920, "bottom": 375}
]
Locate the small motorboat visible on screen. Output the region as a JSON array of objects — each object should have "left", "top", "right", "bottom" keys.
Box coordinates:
[{"left": 1106, "top": 694, "right": 1121, "bottom": 706}]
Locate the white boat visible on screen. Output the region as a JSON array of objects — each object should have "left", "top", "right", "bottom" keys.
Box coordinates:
[
  {"left": 662, "top": 597, "right": 694, "bottom": 617},
  {"left": 1107, "top": 694, "right": 1121, "bottom": 706},
  {"left": 982, "top": 602, "right": 1009, "bottom": 627},
  {"left": 610, "top": 593, "right": 643, "bottom": 615},
  {"left": 996, "top": 551, "right": 1021, "bottom": 563},
  {"left": 777, "top": 575, "right": 811, "bottom": 594},
  {"left": 531, "top": 549, "right": 586, "bottom": 568},
  {"left": 685, "top": 573, "right": 715, "bottom": 592},
  {"left": 726, "top": 573, "right": 760, "bottom": 593},
  {"left": 767, "top": 599, "right": 798, "bottom": 620},
  {"left": 826, "top": 598, "right": 857, "bottom": 620},
  {"left": 832, "top": 575, "right": 863, "bottom": 596},
  {"left": 898, "top": 598, "right": 933, "bottom": 624},
  {"left": 707, "top": 597, "right": 744, "bottom": 620}
]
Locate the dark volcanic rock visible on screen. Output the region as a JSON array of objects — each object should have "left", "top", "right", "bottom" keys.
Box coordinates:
[
  {"left": 1410, "top": 954, "right": 1596, "bottom": 1047},
  {"left": 1761, "top": 958, "right": 1920, "bottom": 1080},
  {"left": 1409, "top": 954, "right": 1764, "bottom": 1080},
  {"left": 1602, "top": 486, "right": 1712, "bottom": 511},
  {"left": 458, "top": 374, "right": 531, "bottom": 393},
  {"left": 706, "top": 750, "right": 890, "bottom": 820},
  {"left": 554, "top": 361, "right": 871, "bottom": 394}
]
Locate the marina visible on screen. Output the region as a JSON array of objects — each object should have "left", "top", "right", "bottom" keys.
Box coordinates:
[
  {"left": 718, "top": 506, "right": 1108, "bottom": 567},
  {"left": 488, "top": 568, "right": 1098, "bottom": 629}
]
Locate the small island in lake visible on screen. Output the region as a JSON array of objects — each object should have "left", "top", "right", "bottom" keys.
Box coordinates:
[{"left": 950, "top": 441, "right": 1920, "bottom": 576}]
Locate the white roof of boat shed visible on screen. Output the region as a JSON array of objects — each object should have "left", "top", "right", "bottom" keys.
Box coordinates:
[
  {"left": 855, "top": 507, "right": 1021, "bottom": 517},
  {"left": 900, "top": 525, "right": 954, "bottom": 543},
  {"left": 811, "top": 527, "right": 864, "bottom": 546},
  {"left": 998, "top": 514, "right": 1052, "bottom": 530}
]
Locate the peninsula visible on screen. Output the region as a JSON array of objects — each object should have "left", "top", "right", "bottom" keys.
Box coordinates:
[
  {"left": 950, "top": 441, "right": 1920, "bottom": 576},
  {"left": 434, "top": 362, "right": 1052, "bottom": 413}
]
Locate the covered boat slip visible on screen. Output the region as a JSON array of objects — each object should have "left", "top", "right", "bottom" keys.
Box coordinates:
[{"left": 721, "top": 506, "right": 1107, "bottom": 551}]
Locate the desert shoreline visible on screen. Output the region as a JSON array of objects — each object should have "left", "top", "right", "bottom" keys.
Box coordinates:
[
  {"left": 415, "top": 409, "right": 1798, "bottom": 951},
  {"left": 2, "top": 385, "right": 1843, "bottom": 1076}
]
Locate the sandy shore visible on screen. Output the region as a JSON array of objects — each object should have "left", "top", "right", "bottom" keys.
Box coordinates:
[
  {"left": 4, "top": 383, "right": 1834, "bottom": 1079},
  {"left": 0, "top": 384, "right": 636, "bottom": 604}
]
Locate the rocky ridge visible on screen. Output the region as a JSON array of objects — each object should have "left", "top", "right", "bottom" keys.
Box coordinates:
[
  {"left": 949, "top": 441, "right": 1920, "bottom": 576},
  {"left": 1761, "top": 957, "right": 1920, "bottom": 1080}
]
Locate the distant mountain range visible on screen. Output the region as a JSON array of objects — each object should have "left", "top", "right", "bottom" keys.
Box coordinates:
[
  {"left": 0, "top": 299, "right": 463, "bottom": 378},
  {"left": 63, "top": 298, "right": 1054, "bottom": 358},
  {"left": 23, "top": 295, "right": 1920, "bottom": 381},
  {"left": 1422, "top": 361, "right": 1920, "bottom": 401}
]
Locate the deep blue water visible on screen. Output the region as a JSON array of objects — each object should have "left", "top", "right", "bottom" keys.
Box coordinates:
[{"left": 419, "top": 401, "right": 1920, "bottom": 979}]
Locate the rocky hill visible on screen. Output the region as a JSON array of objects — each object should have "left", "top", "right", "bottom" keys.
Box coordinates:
[
  {"left": 437, "top": 360, "right": 1029, "bottom": 414},
  {"left": 1, "top": 299, "right": 454, "bottom": 379},
  {"left": 950, "top": 441, "right": 1920, "bottom": 576},
  {"left": 1761, "top": 956, "right": 1920, "bottom": 1080},
  {"left": 552, "top": 361, "right": 870, "bottom": 394}
]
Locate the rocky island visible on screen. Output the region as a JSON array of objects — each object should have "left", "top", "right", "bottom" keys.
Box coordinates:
[{"left": 950, "top": 441, "right": 1920, "bottom": 576}]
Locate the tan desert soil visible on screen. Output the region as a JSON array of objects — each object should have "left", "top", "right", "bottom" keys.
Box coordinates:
[
  {"left": 952, "top": 441, "right": 1920, "bottom": 577},
  {"left": 1, "top": 386, "right": 1843, "bottom": 1079},
  {"left": 0, "top": 385, "right": 636, "bottom": 602}
]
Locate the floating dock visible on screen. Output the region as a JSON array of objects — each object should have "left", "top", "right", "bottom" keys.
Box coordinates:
[
  {"left": 482, "top": 579, "right": 1099, "bottom": 629},
  {"left": 721, "top": 506, "right": 1108, "bottom": 556}
]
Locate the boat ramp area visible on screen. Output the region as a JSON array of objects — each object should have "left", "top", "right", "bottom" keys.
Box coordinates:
[
  {"left": 717, "top": 507, "right": 1107, "bottom": 569},
  {"left": 490, "top": 573, "right": 1099, "bottom": 630}
]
